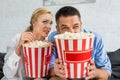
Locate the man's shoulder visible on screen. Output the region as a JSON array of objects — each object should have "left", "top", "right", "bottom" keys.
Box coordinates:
[
  {"left": 48, "top": 31, "right": 58, "bottom": 43},
  {"left": 48, "top": 31, "right": 58, "bottom": 38},
  {"left": 49, "top": 31, "right": 58, "bottom": 36},
  {"left": 83, "top": 28, "right": 102, "bottom": 39}
]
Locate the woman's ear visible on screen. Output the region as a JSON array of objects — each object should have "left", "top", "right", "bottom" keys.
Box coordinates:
[{"left": 31, "top": 19, "right": 35, "bottom": 26}]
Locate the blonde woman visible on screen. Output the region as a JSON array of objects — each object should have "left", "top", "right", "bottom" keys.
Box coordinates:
[{"left": 2, "top": 8, "right": 53, "bottom": 80}]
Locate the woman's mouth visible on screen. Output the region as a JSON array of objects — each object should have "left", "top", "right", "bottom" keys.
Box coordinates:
[{"left": 44, "top": 30, "right": 50, "bottom": 35}]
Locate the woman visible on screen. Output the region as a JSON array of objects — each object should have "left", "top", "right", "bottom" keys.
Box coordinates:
[{"left": 2, "top": 8, "right": 53, "bottom": 80}]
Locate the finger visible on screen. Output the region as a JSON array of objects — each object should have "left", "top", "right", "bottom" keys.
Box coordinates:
[
  {"left": 85, "top": 70, "right": 95, "bottom": 80},
  {"left": 27, "top": 32, "right": 36, "bottom": 40},
  {"left": 88, "top": 60, "right": 95, "bottom": 71},
  {"left": 54, "top": 59, "right": 66, "bottom": 78},
  {"left": 89, "top": 59, "right": 95, "bottom": 65},
  {"left": 22, "top": 36, "right": 34, "bottom": 44},
  {"left": 23, "top": 38, "right": 31, "bottom": 44},
  {"left": 54, "top": 63, "right": 62, "bottom": 71},
  {"left": 34, "top": 78, "right": 44, "bottom": 80},
  {"left": 21, "top": 32, "right": 35, "bottom": 43},
  {"left": 54, "top": 59, "right": 62, "bottom": 64},
  {"left": 56, "top": 68, "right": 66, "bottom": 78},
  {"left": 26, "top": 32, "right": 36, "bottom": 41}
]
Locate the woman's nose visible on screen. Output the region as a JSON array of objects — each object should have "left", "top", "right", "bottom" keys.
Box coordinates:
[
  {"left": 45, "top": 23, "right": 51, "bottom": 30},
  {"left": 46, "top": 23, "right": 51, "bottom": 28}
]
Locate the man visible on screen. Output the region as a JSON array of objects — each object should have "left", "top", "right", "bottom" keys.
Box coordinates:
[{"left": 48, "top": 6, "right": 111, "bottom": 80}]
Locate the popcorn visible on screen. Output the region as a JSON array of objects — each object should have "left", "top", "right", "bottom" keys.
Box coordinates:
[
  {"left": 54, "top": 31, "right": 95, "bottom": 78},
  {"left": 23, "top": 40, "right": 52, "bottom": 47},
  {"left": 55, "top": 32, "right": 94, "bottom": 39},
  {"left": 23, "top": 40, "right": 52, "bottom": 78}
]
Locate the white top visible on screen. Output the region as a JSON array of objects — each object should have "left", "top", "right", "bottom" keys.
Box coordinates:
[{"left": 2, "top": 33, "right": 33, "bottom": 80}]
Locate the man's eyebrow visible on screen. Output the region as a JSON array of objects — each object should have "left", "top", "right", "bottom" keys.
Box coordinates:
[
  {"left": 60, "top": 24, "right": 67, "bottom": 27},
  {"left": 74, "top": 23, "right": 79, "bottom": 26}
]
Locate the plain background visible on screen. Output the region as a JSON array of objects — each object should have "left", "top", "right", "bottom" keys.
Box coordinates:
[{"left": 0, "top": 0, "right": 120, "bottom": 52}]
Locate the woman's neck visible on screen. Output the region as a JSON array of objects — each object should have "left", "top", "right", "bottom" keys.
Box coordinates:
[
  {"left": 36, "top": 35, "right": 45, "bottom": 41},
  {"left": 33, "top": 32, "right": 45, "bottom": 41}
]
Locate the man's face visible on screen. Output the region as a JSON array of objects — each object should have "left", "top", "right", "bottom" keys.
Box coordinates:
[{"left": 56, "top": 15, "right": 82, "bottom": 34}]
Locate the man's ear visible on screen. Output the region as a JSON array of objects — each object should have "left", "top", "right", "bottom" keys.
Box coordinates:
[
  {"left": 80, "top": 21, "right": 82, "bottom": 29},
  {"left": 56, "top": 25, "right": 60, "bottom": 33}
]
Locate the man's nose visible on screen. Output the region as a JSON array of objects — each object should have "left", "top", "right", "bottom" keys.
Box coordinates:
[{"left": 69, "top": 29, "right": 75, "bottom": 33}]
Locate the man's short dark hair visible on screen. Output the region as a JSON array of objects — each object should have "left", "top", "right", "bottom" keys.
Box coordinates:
[{"left": 55, "top": 6, "right": 81, "bottom": 22}]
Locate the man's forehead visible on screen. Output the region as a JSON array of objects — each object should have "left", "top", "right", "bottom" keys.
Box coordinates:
[
  {"left": 59, "top": 16, "right": 80, "bottom": 22},
  {"left": 58, "top": 20, "right": 81, "bottom": 26}
]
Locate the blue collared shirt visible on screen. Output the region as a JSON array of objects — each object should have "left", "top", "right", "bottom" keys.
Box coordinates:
[{"left": 48, "top": 28, "right": 112, "bottom": 75}]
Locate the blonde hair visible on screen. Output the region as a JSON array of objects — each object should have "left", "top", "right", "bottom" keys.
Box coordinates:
[{"left": 25, "top": 8, "right": 52, "bottom": 32}]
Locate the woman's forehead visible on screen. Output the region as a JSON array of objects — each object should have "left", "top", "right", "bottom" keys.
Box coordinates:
[{"left": 37, "top": 13, "right": 52, "bottom": 20}]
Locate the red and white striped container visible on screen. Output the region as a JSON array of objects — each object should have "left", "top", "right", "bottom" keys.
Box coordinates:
[
  {"left": 55, "top": 36, "right": 94, "bottom": 79},
  {"left": 23, "top": 46, "right": 52, "bottom": 78}
]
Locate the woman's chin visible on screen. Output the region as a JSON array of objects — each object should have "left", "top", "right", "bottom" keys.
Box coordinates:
[{"left": 43, "top": 34, "right": 48, "bottom": 37}]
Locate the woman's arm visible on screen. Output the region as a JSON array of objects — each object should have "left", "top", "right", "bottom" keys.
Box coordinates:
[{"left": 3, "top": 34, "right": 21, "bottom": 78}]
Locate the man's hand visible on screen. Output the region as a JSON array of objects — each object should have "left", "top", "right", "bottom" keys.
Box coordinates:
[
  {"left": 85, "top": 60, "right": 109, "bottom": 80},
  {"left": 85, "top": 59, "right": 97, "bottom": 80},
  {"left": 54, "top": 59, "right": 67, "bottom": 78},
  {"left": 34, "top": 78, "right": 44, "bottom": 80}
]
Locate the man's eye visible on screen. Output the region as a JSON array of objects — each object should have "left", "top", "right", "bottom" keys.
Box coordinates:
[
  {"left": 62, "top": 27, "right": 68, "bottom": 30},
  {"left": 73, "top": 26, "right": 79, "bottom": 29}
]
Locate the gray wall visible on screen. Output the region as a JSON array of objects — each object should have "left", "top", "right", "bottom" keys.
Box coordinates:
[{"left": 0, "top": 0, "right": 120, "bottom": 52}]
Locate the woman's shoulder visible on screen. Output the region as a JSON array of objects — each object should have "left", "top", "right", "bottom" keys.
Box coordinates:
[{"left": 11, "top": 33, "right": 21, "bottom": 41}]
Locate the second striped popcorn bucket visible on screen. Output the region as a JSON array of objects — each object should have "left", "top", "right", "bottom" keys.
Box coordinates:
[
  {"left": 23, "top": 45, "right": 52, "bottom": 78},
  {"left": 55, "top": 34, "right": 94, "bottom": 79}
]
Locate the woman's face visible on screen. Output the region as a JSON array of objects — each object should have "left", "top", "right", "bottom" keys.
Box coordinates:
[{"left": 32, "top": 13, "right": 53, "bottom": 39}]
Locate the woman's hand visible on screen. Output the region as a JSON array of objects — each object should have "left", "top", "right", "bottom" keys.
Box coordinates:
[
  {"left": 20, "top": 32, "right": 36, "bottom": 44},
  {"left": 16, "top": 32, "right": 36, "bottom": 56},
  {"left": 54, "top": 59, "right": 67, "bottom": 79}
]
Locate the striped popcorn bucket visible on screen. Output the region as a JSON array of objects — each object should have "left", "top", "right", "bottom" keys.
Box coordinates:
[
  {"left": 55, "top": 36, "right": 94, "bottom": 79},
  {"left": 23, "top": 46, "right": 52, "bottom": 78}
]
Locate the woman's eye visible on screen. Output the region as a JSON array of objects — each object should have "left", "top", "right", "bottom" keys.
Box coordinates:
[
  {"left": 42, "top": 21, "right": 47, "bottom": 24},
  {"left": 50, "top": 21, "right": 53, "bottom": 25},
  {"left": 42, "top": 20, "right": 52, "bottom": 25}
]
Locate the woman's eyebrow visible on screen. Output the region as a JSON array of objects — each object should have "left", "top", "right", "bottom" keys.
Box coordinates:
[{"left": 42, "top": 19, "right": 49, "bottom": 21}]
